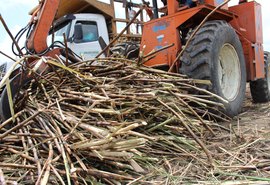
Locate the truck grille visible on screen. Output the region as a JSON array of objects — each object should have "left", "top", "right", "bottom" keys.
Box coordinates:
[{"left": 0, "top": 63, "right": 7, "bottom": 79}]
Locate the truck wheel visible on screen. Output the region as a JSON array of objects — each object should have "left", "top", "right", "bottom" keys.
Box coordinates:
[
  {"left": 250, "top": 52, "right": 270, "bottom": 103},
  {"left": 0, "top": 74, "right": 22, "bottom": 122},
  {"left": 0, "top": 69, "right": 32, "bottom": 122},
  {"left": 110, "top": 42, "right": 140, "bottom": 59},
  {"left": 180, "top": 20, "right": 246, "bottom": 117}
]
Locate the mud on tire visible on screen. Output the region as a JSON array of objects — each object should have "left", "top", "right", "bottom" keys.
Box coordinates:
[{"left": 180, "top": 20, "right": 246, "bottom": 117}]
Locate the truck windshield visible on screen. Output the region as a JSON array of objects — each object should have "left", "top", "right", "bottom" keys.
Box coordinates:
[
  {"left": 48, "top": 21, "right": 71, "bottom": 44},
  {"left": 55, "top": 23, "right": 71, "bottom": 38}
]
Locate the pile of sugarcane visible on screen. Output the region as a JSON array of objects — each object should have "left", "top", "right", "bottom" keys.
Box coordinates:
[{"left": 0, "top": 57, "right": 269, "bottom": 184}]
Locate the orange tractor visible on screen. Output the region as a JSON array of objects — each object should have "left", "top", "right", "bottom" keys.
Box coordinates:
[
  {"left": 0, "top": 0, "right": 268, "bottom": 119},
  {"left": 140, "top": 0, "right": 267, "bottom": 117}
]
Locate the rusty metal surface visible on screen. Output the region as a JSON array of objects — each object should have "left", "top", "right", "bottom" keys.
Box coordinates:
[{"left": 55, "top": 0, "right": 114, "bottom": 19}]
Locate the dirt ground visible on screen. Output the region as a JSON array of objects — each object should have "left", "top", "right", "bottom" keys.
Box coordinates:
[{"left": 233, "top": 84, "right": 270, "bottom": 134}]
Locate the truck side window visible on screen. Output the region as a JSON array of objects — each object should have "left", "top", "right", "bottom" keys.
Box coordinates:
[{"left": 75, "top": 21, "right": 98, "bottom": 43}]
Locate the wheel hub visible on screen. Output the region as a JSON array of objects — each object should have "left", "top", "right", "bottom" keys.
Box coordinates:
[{"left": 218, "top": 43, "right": 241, "bottom": 101}]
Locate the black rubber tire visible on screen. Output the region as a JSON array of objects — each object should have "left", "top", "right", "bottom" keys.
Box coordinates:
[
  {"left": 180, "top": 20, "right": 246, "bottom": 117},
  {"left": 110, "top": 42, "right": 140, "bottom": 59},
  {"left": 0, "top": 72, "right": 32, "bottom": 122},
  {"left": 250, "top": 52, "right": 270, "bottom": 103},
  {"left": 0, "top": 74, "right": 21, "bottom": 121}
]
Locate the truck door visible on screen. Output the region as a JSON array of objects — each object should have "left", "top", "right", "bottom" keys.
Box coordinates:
[
  {"left": 68, "top": 14, "right": 109, "bottom": 60},
  {"left": 69, "top": 21, "right": 100, "bottom": 59}
]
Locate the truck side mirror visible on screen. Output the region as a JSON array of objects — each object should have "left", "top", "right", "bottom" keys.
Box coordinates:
[
  {"left": 98, "top": 36, "right": 112, "bottom": 57},
  {"left": 73, "top": 23, "right": 83, "bottom": 42}
]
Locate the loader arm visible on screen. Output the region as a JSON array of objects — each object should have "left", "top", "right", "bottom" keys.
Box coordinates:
[
  {"left": 0, "top": 0, "right": 63, "bottom": 121},
  {"left": 27, "top": 0, "right": 61, "bottom": 54}
]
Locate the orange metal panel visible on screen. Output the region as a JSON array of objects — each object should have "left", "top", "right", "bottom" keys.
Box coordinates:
[
  {"left": 141, "top": 8, "right": 201, "bottom": 67},
  {"left": 240, "top": 39, "right": 254, "bottom": 81},
  {"left": 229, "top": 1, "right": 263, "bottom": 44},
  {"left": 253, "top": 43, "right": 265, "bottom": 79},
  {"left": 229, "top": 1, "right": 264, "bottom": 80},
  {"left": 204, "top": 0, "right": 228, "bottom": 9},
  {"left": 141, "top": 18, "right": 178, "bottom": 67},
  {"left": 167, "top": 0, "right": 179, "bottom": 15},
  {"left": 241, "top": 42, "right": 264, "bottom": 80}
]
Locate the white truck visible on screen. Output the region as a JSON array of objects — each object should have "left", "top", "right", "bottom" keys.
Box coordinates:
[
  {"left": 50, "top": 13, "right": 110, "bottom": 60},
  {"left": 0, "top": 0, "right": 144, "bottom": 80}
]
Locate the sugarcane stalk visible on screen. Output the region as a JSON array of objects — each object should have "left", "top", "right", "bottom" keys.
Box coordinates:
[
  {"left": 157, "top": 99, "right": 213, "bottom": 166},
  {"left": 75, "top": 168, "right": 134, "bottom": 181},
  {"left": 0, "top": 163, "right": 36, "bottom": 169},
  {"left": 0, "top": 168, "right": 6, "bottom": 185}
]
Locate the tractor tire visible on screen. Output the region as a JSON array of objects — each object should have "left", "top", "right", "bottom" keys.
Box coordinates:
[
  {"left": 250, "top": 52, "right": 270, "bottom": 103},
  {"left": 110, "top": 42, "right": 140, "bottom": 59},
  {"left": 180, "top": 20, "right": 246, "bottom": 117}
]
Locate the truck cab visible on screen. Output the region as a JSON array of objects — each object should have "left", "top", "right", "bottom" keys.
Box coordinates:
[{"left": 49, "top": 13, "right": 109, "bottom": 60}]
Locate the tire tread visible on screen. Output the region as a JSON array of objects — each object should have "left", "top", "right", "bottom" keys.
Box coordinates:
[{"left": 250, "top": 52, "right": 270, "bottom": 103}]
